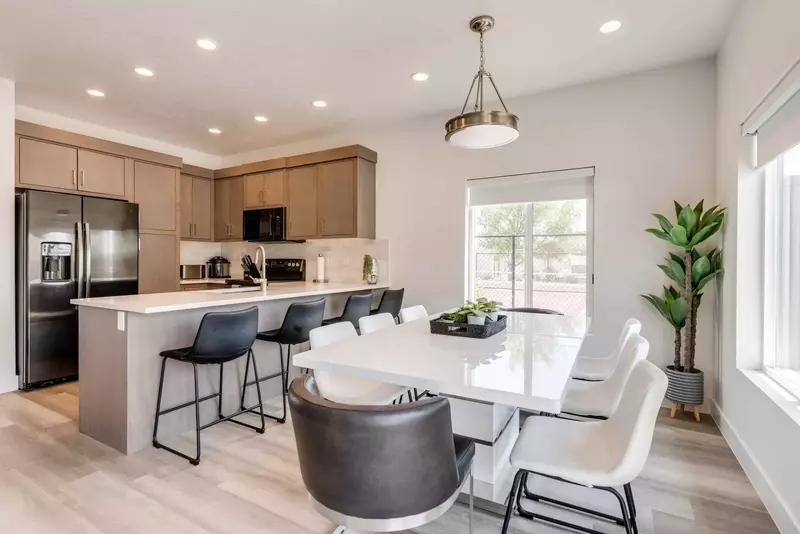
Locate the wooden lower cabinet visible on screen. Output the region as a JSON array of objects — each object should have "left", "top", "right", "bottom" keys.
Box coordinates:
[{"left": 139, "top": 233, "right": 178, "bottom": 294}]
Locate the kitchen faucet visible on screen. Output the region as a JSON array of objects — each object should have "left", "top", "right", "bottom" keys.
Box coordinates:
[{"left": 252, "top": 245, "right": 268, "bottom": 292}]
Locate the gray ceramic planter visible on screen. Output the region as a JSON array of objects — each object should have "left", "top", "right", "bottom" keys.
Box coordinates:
[{"left": 665, "top": 365, "right": 704, "bottom": 405}]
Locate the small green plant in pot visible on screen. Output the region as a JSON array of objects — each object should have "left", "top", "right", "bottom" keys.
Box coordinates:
[
  {"left": 455, "top": 301, "right": 488, "bottom": 326},
  {"left": 644, "top": 200, "right": 725, "bottom": 418},
  {"left": 475, "top": 297, "right": 501, "bottom": 321}
]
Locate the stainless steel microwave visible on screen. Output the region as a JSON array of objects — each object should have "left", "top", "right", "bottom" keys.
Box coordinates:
[{"left": 243, "top": 207, "right": 289, "bottom": 242}]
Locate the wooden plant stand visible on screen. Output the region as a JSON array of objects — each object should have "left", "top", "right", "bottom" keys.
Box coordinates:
[{"left": 670, "top": 402, "right": 701, "bottom": 422}]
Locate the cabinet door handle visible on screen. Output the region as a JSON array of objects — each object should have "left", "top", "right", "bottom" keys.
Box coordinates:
[
  {"left": 321, "top": 218, "right": 325, "bottom": 233},
  {"left": 80, "top": 170, "right": 85, "bottom": 187},
  {"left": 72, "top": 170, "right": 77, "bottom": 185}
]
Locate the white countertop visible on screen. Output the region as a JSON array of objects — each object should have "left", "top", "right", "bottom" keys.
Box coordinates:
[
  {"left": 294, "top": 312, "right": 588, "bottom": 413},
  {"left": 71, "top": 282, "right": 390, "bottom": 314},
  {"left": 179, "top": 278, "right": 228, "bottom": 285}
]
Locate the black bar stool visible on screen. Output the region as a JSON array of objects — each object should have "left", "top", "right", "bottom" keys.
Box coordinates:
[
  {"left": 153, "top": 306, "right": 265, "bottom": 466},
  {"left": 370, "top": 287, "right": 405, "bottom": 320},
  {"left": 321, "top": 293, "right": 372, "bottom": 332},
  {"left": 251, "top": 298, "right": 326, "bottom": 399}
]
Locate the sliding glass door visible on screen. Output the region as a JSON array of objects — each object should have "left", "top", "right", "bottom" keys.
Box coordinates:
[{"left": 467, "top": 169, "right": 593, "bottom": 317}]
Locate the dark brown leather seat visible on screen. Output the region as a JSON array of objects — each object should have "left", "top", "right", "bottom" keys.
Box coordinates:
[{"left": 288, "top": 375, "right": 475, "bottom": 532}]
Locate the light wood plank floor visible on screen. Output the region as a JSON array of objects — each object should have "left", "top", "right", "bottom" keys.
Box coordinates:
[{"left": 1, "top": 383, "right": 779, "bottom": 534}]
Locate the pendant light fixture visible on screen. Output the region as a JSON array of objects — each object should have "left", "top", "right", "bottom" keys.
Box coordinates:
[{"left": 445, "top": 15, "right": 519, "bottom": 149}]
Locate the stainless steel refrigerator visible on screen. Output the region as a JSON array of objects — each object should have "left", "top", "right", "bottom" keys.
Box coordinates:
[{"left": 16, "top": 190, "right": 139, "bottom": 390}]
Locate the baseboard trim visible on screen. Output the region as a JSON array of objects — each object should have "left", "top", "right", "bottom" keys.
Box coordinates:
[{"left": 712, "top": 400, "right": 800, "bottom": 534}]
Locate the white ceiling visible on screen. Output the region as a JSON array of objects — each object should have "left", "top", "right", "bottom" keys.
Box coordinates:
[{"left": 0, "top": 0, "right": 739, "bottom": 156}]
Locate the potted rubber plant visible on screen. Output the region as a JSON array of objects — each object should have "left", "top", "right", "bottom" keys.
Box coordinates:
[{"left": 644, "top": 201, "right": 725, "bottom": 413}]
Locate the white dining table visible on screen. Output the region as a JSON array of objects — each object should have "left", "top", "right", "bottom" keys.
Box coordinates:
[{"left": 293, "top": 311, "right": 589, "bottom": 517}]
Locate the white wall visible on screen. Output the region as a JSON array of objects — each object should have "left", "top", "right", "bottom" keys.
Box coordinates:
[
  {"left": 715, "top": 1, "right": 800, "bottom": 532},
  {"left": 0, "top": 78, "right": 17, "bottom": 393},
  {"left": 224, "top": 59, "right": 718, "bottom": 404},
  {"left": 15, "top": 106, "right": 221, "bottom": 169}
]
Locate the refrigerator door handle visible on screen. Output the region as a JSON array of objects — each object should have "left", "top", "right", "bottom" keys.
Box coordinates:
[
  {"left": 84, "top": 223, "right": 92, "bottom": 298},
  {"left": 75, "top": 221, "right": 85, "bottom": 299}
]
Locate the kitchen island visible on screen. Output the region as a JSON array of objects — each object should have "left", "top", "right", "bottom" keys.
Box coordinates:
[{"left": 71, "top": 282, "right": 389, "bottom": 454}]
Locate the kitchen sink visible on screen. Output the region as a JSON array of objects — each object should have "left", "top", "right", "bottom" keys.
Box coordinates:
[{"left": 199, "top": 287, "right": 262, "bottom": 294}]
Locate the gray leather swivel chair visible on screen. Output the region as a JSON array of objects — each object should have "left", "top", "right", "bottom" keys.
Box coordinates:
[{"left": 288, "top": 375, "right": 475, "bottom": 533}]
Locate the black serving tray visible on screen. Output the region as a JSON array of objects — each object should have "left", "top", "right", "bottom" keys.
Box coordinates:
[{"left": 429, "top": 314, "right": 507, "bottom": 339}]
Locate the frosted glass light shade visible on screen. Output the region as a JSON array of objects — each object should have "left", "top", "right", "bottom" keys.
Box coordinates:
[{"left": 445, "top": 110, "right": 519, "bottom": 149}]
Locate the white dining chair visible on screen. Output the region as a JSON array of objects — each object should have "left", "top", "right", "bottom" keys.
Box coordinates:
[
  {"left": 358, "top": 313, "right": 397, "bottom": 335},
  {"left": 501, "top": 359, "right": 667, "bottom": 534},
  {"left": 399, "top": 305, "right": 428, "bottom": 323},
  {"left": 561, "top": 333, "right": 649, "bottom": 419},
  {"left": 571, "top": 318, "right": 641, "bottom": 381},
  {"left": 309, "top": 322, "right": 406, "bottom": 405}
]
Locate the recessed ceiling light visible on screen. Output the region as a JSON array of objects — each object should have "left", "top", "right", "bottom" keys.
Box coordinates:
[
  {"left": 208, "top": 128, "right": 221, "bottom": 134},
  {"left": 312, "top": 100, "right": 327, "bottom": 108},
  {"left": 86, "top": 89, "right": 105, "bottom": 97},
  {"left": 600, "top": 20, "right": 622, "bottom": 34},
  {"left": 411, "top": 72, "right": 429, "bottom": 82},
  {"left": 134, "top": 67, "right": 154, "bottom": 77},
  {"left": 254, "top": 115, "right": 268, "bottom": 122},
  {"left": 196, "top": 39, "right": 217, "bottom": 50}
]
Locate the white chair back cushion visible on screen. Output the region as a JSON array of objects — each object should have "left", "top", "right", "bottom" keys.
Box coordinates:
[
  {"left": 359, "top": 313, "right": 396, "bottom": 335},
  {"left": 599, "top": 333, "right": 649, "bottom": 407},
  {"left": 604, "top": 360, "right": 668, "bottom": 485},
  {"left": 399, "top": 305, "right": 428, "bottom": 323},
  {"left": 310, "top": 321, "right": 358, "bottom": 349},
  {"left": 309, "top": 322, "right": 404, "bottom": 405},
  {"left": 612, "top": 318, "right": 641, "bottom": 360}
]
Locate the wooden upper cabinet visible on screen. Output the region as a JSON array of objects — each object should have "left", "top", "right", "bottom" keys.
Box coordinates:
[
  {"left": 179, "top": 174, "right": 193, "bottom": 238},
  {"left": 318, "top": 159, "right": 356, "bottom": 237},
  {"left": 213, "top": 177, "right": 244, "bottom": 241},
  {"left": 286, "top": 166, "right": 319, "bottom": 239},
  {"left": 244, "top": 173, "right": 264, "bottom": 209},
  {"left": 262, "top": 170, "right": 285, "bottom": 206},
  {"left": 228, "top": 177, "right": 244, "bottom": 240},
  {"left": 214, "top": 179, "right": 231, "bottom": 240},
  {"left": 134, "top": 161, "right": 177, "bottom": 232},
  {"left": 244, "top": 170, "right": 285, "bottom": 209},
  {"left": 78, "top": 149, "right": 125, "bottom": 197},
  {"left": 18, "top": 138, "right": 78, "bottom": 190},
  {"left": 192, "top": 178, "right": 212, "bottom": 240},
  {"left": 180, "top": 174, "right": 213, "bottom": 240}
]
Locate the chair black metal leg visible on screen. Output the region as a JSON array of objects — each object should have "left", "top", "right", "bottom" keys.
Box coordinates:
[
  {"left": 277, "top": 346, "right": 287, "bottom": 419},
  {"left": 191, "top": 363, "right": 201, "bottom": 465},
  {"left": 407, "top": 390, "right": 413, "bottom": 403},
  {"left": 152, "top": 357, "right": 167, "bottom": 448},
  {"left": 501, "top": 470, "right": 524, "bottom": 534},
  {"left": 217, "top": 363, "right": 224, "bottom": 420},
  {"left": 239, "top": 350, "right": 251, "bottom": 411},
  {"left": 624, "top": 483, "right": 639, "bottom": 534},
  {"left": 248, "top": 349, "right": 268, "bottom": 431},
  {"left": 284, "top": 344, "right": 292, "bottom": 394}
]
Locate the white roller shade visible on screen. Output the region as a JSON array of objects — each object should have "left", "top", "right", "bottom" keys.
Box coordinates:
[
  {"left": 467, "top": 167, "right": 593, "bottom": 207},
  {"left": 743, "top": 55, "right": 800, "bottom": 168},
  {"left": 757, "top": 90, "right": 800, "bottom": 168}
]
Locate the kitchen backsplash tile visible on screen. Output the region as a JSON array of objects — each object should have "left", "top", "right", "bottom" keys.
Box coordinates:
[{"left": 181, "top": 239, "right": 389, "bottom": 284}]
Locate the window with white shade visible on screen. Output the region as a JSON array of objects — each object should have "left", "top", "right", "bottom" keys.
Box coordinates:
[
  {"left": 764, "top": 143, "right": 800, "bottom": 395},
  {"left": 466, "top": 168, "right": 594, "bottom": 317}
]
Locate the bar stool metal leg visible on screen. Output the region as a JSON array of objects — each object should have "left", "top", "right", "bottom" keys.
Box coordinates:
[
  {"left": 217, "top": 362, "right": 225, "bottom": 420},
  {"left": 192, "top": 362, "right": 201, "bottom": 465},
  {"left": 248, "top": 349, "right": 267, "bottom": 432},
  {"left": 152, "top": 357, "right": 167, "bottom": 448}
]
